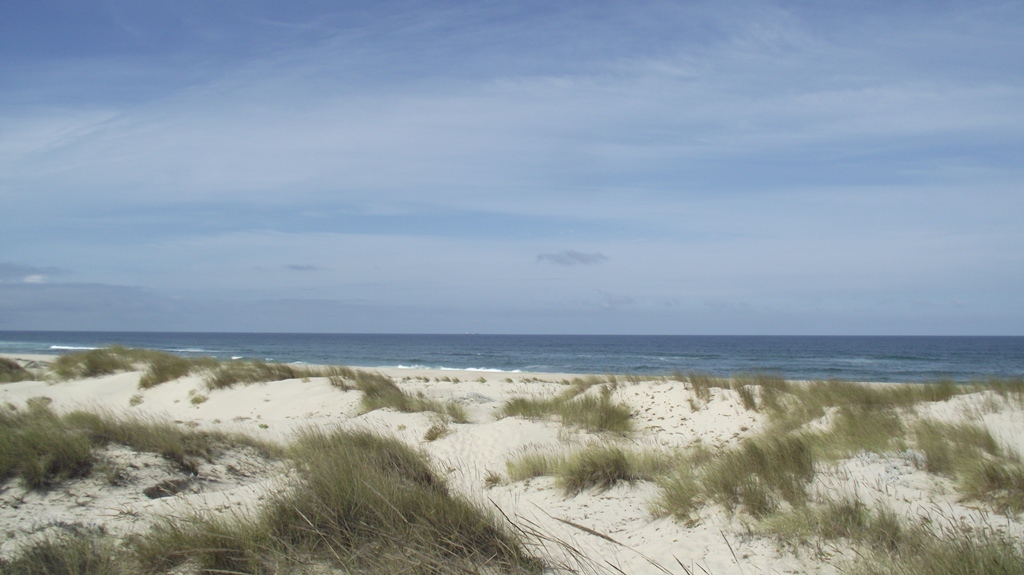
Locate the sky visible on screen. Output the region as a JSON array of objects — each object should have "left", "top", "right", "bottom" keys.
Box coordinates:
[{"left": 2, "top": 0, "right": 1023, "bottom": 335}]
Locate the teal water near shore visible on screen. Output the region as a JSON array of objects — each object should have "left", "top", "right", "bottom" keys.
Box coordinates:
[{"left": 1, "top": 331, "right": 1021, "bottom": 383}]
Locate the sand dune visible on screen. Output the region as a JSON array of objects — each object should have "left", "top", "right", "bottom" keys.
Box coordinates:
[{"left": 1, "top": 353, "right": 1022, "bottom": 574}]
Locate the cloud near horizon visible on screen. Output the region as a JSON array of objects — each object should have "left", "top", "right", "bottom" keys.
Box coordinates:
[
  {"left": 0, "top": 263, "right": 63, "bottom": 284},
  {"left": 537, "top": 251, "right": 610, "bottom": 267}
]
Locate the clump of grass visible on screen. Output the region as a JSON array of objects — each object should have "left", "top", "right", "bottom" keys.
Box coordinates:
[
  {"left": 0, "top": 398, "right": 94, "bottom": 489},
  {"left": 558, "top": 444, "right": 639, "bottom": 495},
  {"left": 443, "top": 401, "right": 470, "bottom": 423},
  {"left": 732, "top": 372, "right": 789, "bottom": 411},
  {"left": 189, "top": 394, "right": 208, "bottom": 405},
  {"left": 508, "top": 443, "right": 677, "bottom": 496},
  {"left": 484, "top": 470, "right": 504, "bottom": 488},
  {"left": 139, "top": 353, "right": 218, "bottom": 388},
  {"left": 977, "top": 376, "right": 1024, "bottom": 408},
  {"left": 501, "top": 395, "right": 560, "bottom": 420},
  {"left": 656, "top": 435, "right": 815, "bottom": 520},
  {"left": 735, "top": 385, "right": 758, "bottom": 410},
  {"left": 914, "top": 419, "right": 1000, "bottom": 476},
  {"left": 0, "top": 526, "right": 123, "bottom": 575},
  {"left": 500, "top": 384, "right": 634, "bottom": 434},
  {"left": 911, "top": 418, "right": 1024, "bottom": 512},
  {"left": 764, "top": 494, "right": 1024, "bottom": 574},
  {"left": 55, "top": 347, "right": 366, "bottom": 391},
  {"left": 807, "top": 406, "right": 907, "bottom": 460},
  {"left": 0, "top": 401, "right": 282, "bottom": 490},
  {"left": 507, "top": 449, "right": 565, "bottom": 482},
  {"left": 321, "top": 365, "right": 358, "bottom": 389},
  {"left": 51, "top": 346, "right": 139, "bottom": 380},
  {"left": 678, "top": 372, "right": 722, "bottom": 403},
  {"left": 558, "top": 388, "right": 634, "bottom": 433},
  {"left": 50, "top": 346, "right": 222, "bottom": 387},
  {"left": 760, "top": 379, "right": 964, "bottom": 436},
  {"left": 674, "top": 371, "right": 776, "bottom": 410},
  {"left": 62, "top": 410, "right": 213, "bottom": 472},
  {"left": 762, "top": 497, "right": 904, "bottom": 554},
  {"left": 622, "top": 373, "right": 647, "bottom": 385},
  {"left": 355, "top": 371, "right": 470, "bottom": 422},
  {"left": 424, "top": 418, "right": 453, "bottom": 442},
  {"left": 653, "top": 466, "right": 703, "bottom": 524},
  {"left": 204, "top": 360, "right": 316, "bottom": 389},
  {"left": 135, "top": 428, "right": 541, "bottom": 574},
  {"left": 856, "top": 525, "right": 1024, "bottom": 575},
  {"left": 705, "top": 435, "right": 815, "bottom": 516},
  {"left": 0, "top": 357, "right": 34, "bottom": 383},
  {"left": 961, "top": 459, "right": 1024, "bottom": 514}
]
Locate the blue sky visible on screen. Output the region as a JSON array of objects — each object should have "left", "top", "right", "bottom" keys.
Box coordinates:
[{"left": 2, "top": 1, "right": 1022, "bottom": 334}]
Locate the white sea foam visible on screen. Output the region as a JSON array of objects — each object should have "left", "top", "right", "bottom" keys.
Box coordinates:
[
  {"left": 462, "top": 367, "right": 523, "bottom": 373},
  {"left": 50, "top": 345, "right": 98, "bottom": 351},
  {"left": 394, "top": 364, "right": 522, "bottom": 373}
]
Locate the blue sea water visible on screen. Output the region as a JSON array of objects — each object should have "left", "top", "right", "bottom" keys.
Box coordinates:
[
  {"left": 2, "top": 329, "right": 1024, "bottom": 382},
  {"left": 0, "top": 331, "right": 1021, "bottom": 383}
]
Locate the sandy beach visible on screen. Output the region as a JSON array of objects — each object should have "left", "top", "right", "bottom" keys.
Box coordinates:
[{"left": 1, "top": 351, "right": 1022, "bottom": 574}]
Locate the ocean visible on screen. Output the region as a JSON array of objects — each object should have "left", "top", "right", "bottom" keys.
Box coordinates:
[{"left": 1, "top": 331, "right": 1022, "bottom": 383}]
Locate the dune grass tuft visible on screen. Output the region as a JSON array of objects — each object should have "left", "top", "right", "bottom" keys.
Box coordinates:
[
  {"left": 558, "top": 444, "right": 639, "bottom": 495},
  {"left": 703, "top": 435, "right": 815, "bottom": 517},
  {"left": 506, "top": 449, "right": 565, "bottom": 482},
  {"left": 0, "top": 401, "right": 281, "bottom": 490},
  {"left": 761, "top": 497, "right": 906, "bottom": 555},
  {"left": 50, "top": 346, "right": 140, "bottom": 380},
  {"left": 135, "top": 427, "right": 542, "bottom": 574},
  {"left": 806, "top": 406, "right": 907, "bottom": 460},
  {"left": 500, "top": 384, "right": 634, "bottom": 434},
  {"left": 508, "top": 443, "right": 678, "bottom": 496},
  {"left": 423, "top": 418, "right": 453, "bottom": 442},
  {"left": 0, "top": 357, "right": 34, "bottom": 383},
  {"left": 961, "top": 459, "right": 1024, "bottom": 514},
  {"left": 913, "top": 419, "right": 1000, "bottom": 476},
  {"left": 0, "top": 398, "right": 94, "bottom": 489},
  {"left": 766, "top": 498, "right": 1024, "bottom": 575},
  {"left": 204, "top": 359, "right": 316, "bottom": 389},
  {"left": 355, "top": 371, "right": 470, "bottom": 422},
  {"left": 655, "top": 435, "right": 815, "bottom": 520},
  {"left": 49, "top": 346, "right": 221, "bottom": 388},
  {"left": 138, "top": 353, "right": 218, "bottom": 388},
  {"left": 676, "top": 372, "right": 721, "bottom": 403},
  {"left": 0, "top": 526, "right": 122, "bottom": 575},
  {"left": 909, "top": 417, "right": 1024, "bottom": 512},
  {"left": 854, "top": 523, "right": 1024, "bottom": 575},
  {"left": 558, "top": 387, "right": 634, "bottom": 433}
]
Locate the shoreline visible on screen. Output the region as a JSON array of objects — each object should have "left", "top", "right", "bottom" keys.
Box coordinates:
[
  {"left": 0, "top": 352, "right": 957, "bottom": 387},
  {"left": 3, "top": 333, "right": 1022, "bottom": 383}
]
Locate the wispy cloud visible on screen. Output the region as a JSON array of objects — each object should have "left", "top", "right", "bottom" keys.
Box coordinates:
[
  {"left": 537, "top": 251, "right": 609, "bottom": 267},
  {"left": 1, "top": 3, "right": 1022, "bottom": 333},
  {"left": 0, "top": 263, "right": 63, "bottom": 284}
]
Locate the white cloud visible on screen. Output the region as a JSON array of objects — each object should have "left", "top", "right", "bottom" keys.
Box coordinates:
[{"left": 537, "top": 251, "right": 609, "bottom": 266}]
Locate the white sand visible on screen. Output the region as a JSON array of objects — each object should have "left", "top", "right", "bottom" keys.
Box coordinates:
[{"left": 1, "top": 354, "right": 1022, "bottom": 573}]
